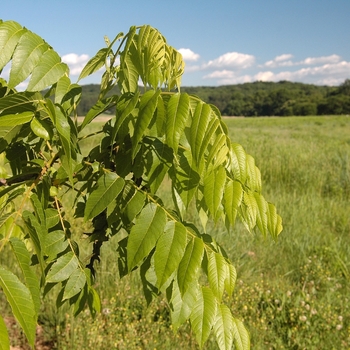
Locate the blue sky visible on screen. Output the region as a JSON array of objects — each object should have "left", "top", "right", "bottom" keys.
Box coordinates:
[{"left": 2, "top": 0, "right": 350, "bottom": 87}]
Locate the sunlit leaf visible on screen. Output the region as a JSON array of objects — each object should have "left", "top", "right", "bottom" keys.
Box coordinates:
[
  {"left": 190, "top": 286, "right": 217, "bottom": 348},
  {"left": 0, "top": 111, "right": 33, "bottom": 126},
  {"left": 166, "top": 93, "right": 189, "bottom": 153},
  {"left": 127, "top": 202, "right": 166, "bottom": 271},
  {"left": 0, "top": 267, "right": 36, "bottom": 347},
  {"left": 213, "top": 304, "right": 234, "bottom": 350},
  {"left": 232, "top": 318, "right": 250, "bottom": 350},
  {"left": 10, "top": 237, "right": 40, "bottom": 315},
  {"left": 0, "top": 314, "right": 10, "bottom": 350},
  {"left": 177, "top": 236, "right": 204, "bottom": 295},
  {"left": 8, "top": 30, "right": 49, "bottom": 88},
  {"left": 154, "top": 221, "right": 187, "bottom": 289}
]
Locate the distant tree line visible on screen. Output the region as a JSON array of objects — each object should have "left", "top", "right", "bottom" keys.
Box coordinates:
[{"left": 76, "top": 79, "right": 350, "bottom": 117}]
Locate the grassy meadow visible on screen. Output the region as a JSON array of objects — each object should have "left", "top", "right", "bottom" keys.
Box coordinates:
[{"left": 1, "top": 116, "right": 350, "bottom": 349}]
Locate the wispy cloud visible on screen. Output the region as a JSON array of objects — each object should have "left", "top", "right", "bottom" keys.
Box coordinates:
[
  {"left": 182, "top": 49, "right": 350, "bottom": 86},
  {"left": 263, "top": 54, "right": 342, "bottom": 68}
]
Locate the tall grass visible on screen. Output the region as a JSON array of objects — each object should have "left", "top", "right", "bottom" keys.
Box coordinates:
[{"left": 1, "top": 116, "right": 349, "bottom": 349}]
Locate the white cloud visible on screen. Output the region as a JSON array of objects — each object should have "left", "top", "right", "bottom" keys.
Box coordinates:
[
  {"left": 178, "top": 48, "right": 200, "bottom": 62},
  {"left": 275, "top": 54, "right": 293, "bottom": 62},
  {"left": 204, "top": 70, "right": 235, "bottom": 79},
  {"left": 205, "top": 52, "right": 255, "bottom": 70},
  {"left": 61, "top": 53, "right": 90, "bottom": 76},
  {"left": 297, "top": 54, "right": 341, "bottom": 66},
  {"left": 203, "top": 70, "right": 252, "bottom": 85},
  {"left": 263, "top": 54, "right": 342, "bottom": 69},
  {"left": 263, "top": 54, "right": 294, "bottom": 68},
  {"left": 254, "top": 60, "right": 350, "bottom": 85}
]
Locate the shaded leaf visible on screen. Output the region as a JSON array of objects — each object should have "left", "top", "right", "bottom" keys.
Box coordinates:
[
  {"left": 46, "top": 252, "right": 79, "bottom": 283},
  {"left": 84, "top": 172, "right": 125, "bottom": 221},
  {"left": 132, "top": 89, "right": 160, "bottom": 158},
  {"left": 30, "top": 116, "right": 52, "bottom": 140},
  {"left": 63, "top": 269, "right": 87, "bottom": 300}
]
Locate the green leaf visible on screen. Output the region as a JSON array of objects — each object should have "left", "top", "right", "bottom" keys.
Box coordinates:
[
  {"left": 8, "top": 30, "right": 49, "bottom": 88},
  {"left": 30, "top": 116, "right": 52, "bottom": 140},
  {"left": 213, "top": 304, "right": 234, "bottom": 350},
  {"left": 232, "top": 318, "right": 250, "bottom": 350},
  {"left": 81, "top": 95, "right": 119, "bottom": 130},
  {"left": 112, "top": 91, "right": 140, "bottom": 142},
  {"left": 0, "top": 91, "right": 40, "bottom": 116},
  {"left": 87, "top": 286, "right": 101, "bottom": 317},
  {"left": 9, "top": 237, "right": 41, "bottom": 315},
  {"left": 267, "top": 202, "right": 283, "bottom": 239},
  {"left": 246, "top": 154, "right": 261, "bottom": 192},
  {"left": 27, "top": 49, "right": 68, "bottom": 91},
  {"left": 177, "top": 236, "right": 204, "bottom": 295},
  {"left": 170, "top": 280, "right": 199, "bottom": 331},
  {"left": 197, "top": 117, "right": 220, "bottom": 169},
  {"left": 223, "top": 180, "right": 243, "bottom": 227},
  {"left": 203, "top": 167, "right": 226, "bottom": 221},
  {"left": 254, "top": 192, "right": 268, "bottom": 237},
  {"left": 127, "top": 202, "right": 167, "bottom": 271},
  {"left": 207, "top": 251, "right": 228, "bottom": 301},
  {"left": 0, "top": 266, "right": 36, "bottom": 347},
  {"left": 84, "top": 172, "right": 125, "bottom": 221},
  {"left": 230, "top": 143, "right": 247, "bottom": 184},
  {"left": 224, "top": 263, "right": 237, "bottom": 297},
  {"left": 166, "top": 93, "right": 190, "bottom": 153},
  {"left": 78, "top": 48, "right": 108, "bottom": 81},
  {"left": 63, "top": 269, "right": 87, "bottom": 300},
  {"left": 0, "top": 111, "right": 33, "bottom": 127},
  {"left": 44, "top": 230, "right": 69, "bottom": 261},
  {"left": 0, "top": 21, "right": 27, "bottom": 70},
  {"left": 190, "top": 102, "right": 211, "bottom": 165},
  {"left": 132, "top": 89, "right": 160, "bottom": 159},
  {"left": 154, "top": 221, "right": 187, "bottom": 289},
  {"left": 0, "top": 314, "right": 10, "bottom": 350},
  {"left": 190, "top": 286, "right": 217, "bottom": 349},
  {"left": 46, "top": 252, "right": 79, "bottom": 283}
]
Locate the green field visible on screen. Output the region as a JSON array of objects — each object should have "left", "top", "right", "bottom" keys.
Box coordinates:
[{"left": 2, "top": 116, "right": 350, "bottom": 349}]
